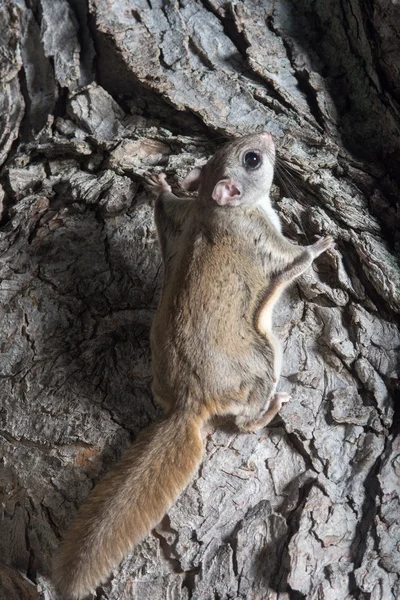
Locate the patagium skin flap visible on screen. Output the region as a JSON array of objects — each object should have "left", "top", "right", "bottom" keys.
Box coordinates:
[{"left": 53, "top": 132, "right": 334, "bottom": 599}]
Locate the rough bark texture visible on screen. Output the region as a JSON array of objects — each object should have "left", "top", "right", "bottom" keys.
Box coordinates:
[{"left": 0, "top": 1, "right": 399, "bottom": 599}]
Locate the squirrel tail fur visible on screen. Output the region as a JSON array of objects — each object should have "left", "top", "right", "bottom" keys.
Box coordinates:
[{"left": 52, "top": 410, "right": 205, "bottom": 599}]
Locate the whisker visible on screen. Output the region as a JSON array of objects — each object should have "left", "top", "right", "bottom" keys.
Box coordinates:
[{"left": 275, "top": 165, "right": 303, "bottom": 199}]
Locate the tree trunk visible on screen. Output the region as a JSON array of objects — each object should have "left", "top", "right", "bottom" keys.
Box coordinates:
[{"left": 0, "top": 1, "right": 399, "bottom": 599}]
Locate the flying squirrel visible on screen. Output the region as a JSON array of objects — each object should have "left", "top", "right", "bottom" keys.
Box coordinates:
[{"left": 53, "top": 132, "right": 334, "bottom": 598}]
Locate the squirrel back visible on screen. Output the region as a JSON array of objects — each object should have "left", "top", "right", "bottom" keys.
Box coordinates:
[{"left": 53, "top": 410, "right": 204, "bottom": 599}]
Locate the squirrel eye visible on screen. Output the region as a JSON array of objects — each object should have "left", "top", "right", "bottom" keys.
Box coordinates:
[{"left": 243, "top": 151, "right": 262, "bottom": 170}]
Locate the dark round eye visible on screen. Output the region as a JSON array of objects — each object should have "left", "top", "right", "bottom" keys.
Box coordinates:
[{"left": 243, "top": 151, "right": 262, "bottom": 170}]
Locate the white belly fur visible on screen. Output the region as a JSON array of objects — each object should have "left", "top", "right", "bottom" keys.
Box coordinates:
[
  {"left": 257, "top": 197, "right": 282, "bottom": 233},
  {"left": 256, "top": 197, "right": 284, "bottom": 382},
  {"left": 257, "top": 283, "right": 284, "bottom": 382}
]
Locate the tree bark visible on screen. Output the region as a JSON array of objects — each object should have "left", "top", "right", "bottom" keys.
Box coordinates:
[{"left": 0, "top": 1, "right": 399, "bottom": 599}]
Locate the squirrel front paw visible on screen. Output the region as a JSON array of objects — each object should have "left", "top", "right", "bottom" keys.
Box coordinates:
[
  {"left": 144, "top": 173, "right": 172, "bottom": 197},
  {"left": 309, "top": 235, "right": 335, "bottom": 258}
]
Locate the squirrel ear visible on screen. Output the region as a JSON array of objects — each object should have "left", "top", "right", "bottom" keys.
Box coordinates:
[
  {"left": 212, "top": 179, "right": 242, "bottom": 206},
  {"left": 181, "top": 167, "right": 203, "bottom": 191}
]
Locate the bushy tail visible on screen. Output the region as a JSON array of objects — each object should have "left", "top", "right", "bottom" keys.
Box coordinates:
[{"left": 53, "top": 410, "right": 204, "bottom": 599}]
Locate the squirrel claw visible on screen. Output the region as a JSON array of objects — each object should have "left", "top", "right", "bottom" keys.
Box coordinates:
[
  {"left": 144, "top": 172, "right": 172, "bottom": 196},
  {"left": 310, "top": 235, "right": 335, "bottom": 258},
  {"left": 273, "top": 392, "right": 291, "bottom": 407}
]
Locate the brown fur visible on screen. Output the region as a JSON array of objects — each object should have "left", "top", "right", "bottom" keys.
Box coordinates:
[
  {"left": 53, "top": 412, "right": 204, "bottom": 599},
  {"left": 53, "top": 132, "right": 333, "bottom": 598}
]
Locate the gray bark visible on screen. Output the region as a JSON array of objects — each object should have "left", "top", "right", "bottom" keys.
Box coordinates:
[{"left": 0, "top": 1, "right": 399, "bottom": 599}]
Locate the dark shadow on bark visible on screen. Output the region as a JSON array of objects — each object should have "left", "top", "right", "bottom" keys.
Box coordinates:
[
  {"left": 2, "top": 196, "right": 163, "bottom": 582},
  {"left": 281, "top": 0, "right": 400, "bottom": 170}
]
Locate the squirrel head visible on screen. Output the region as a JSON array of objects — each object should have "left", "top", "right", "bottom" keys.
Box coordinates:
[{"left": 182, "top": 132, "right": 276, "bottom": 208}]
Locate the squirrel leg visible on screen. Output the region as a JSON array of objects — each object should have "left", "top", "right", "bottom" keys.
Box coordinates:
[
  {"left": 239, "top": 393, "right": 291, "bottom": 432},
  {"left": 256, "top": 237, "right": 333, "bottom": 338},
  {"left": 278, "top": 236, "right": 334, "bottom": 283}
]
